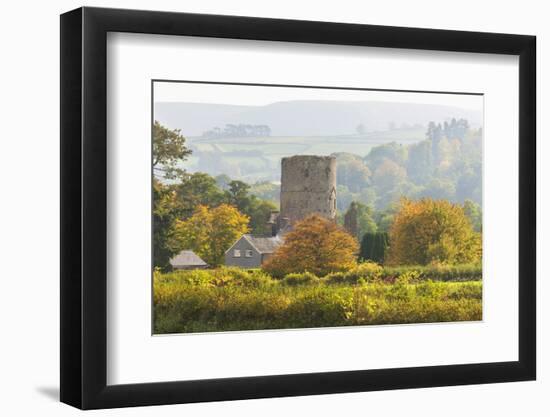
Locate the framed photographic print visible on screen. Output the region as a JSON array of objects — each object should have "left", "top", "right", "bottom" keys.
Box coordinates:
[{"left": 60, "top": 6, "right": 536, "bottom": 409}]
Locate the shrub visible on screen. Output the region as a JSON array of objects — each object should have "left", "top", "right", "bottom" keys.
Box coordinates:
[
  {"left": 154, "top": 267, "right": 278, "bottom": 289},
  {"left": 446, "top": 281, "right": 483, "bottom": 300},
  {"left": 422, "top": 263, "right": 482, "bottom": 281},
  {"left": 156, "top": 269, "right": 215, "bottom": 287},
  {"left": 283, "top": 289, "right": 352, "bottom": 327},
  {"left": 153, "top": 265, "right": 483, "bottom": 333},
  {"left": 324, "top": 262, "right": 382, "bottom": 285},
  {"left": 415, "top": 280, "right": 446, "bottom": 298},
  {"left": 346, "top": 262, "right": 383, "bottom": 282},
  {"left": 282, "top": 272, "right": 320, "bottom": 286},
  {"left": 380, "top": 263, "right": 481, "bottom": 282},
  {"left": 226, "top": 271, "right": 275, "bottom": 288},
  {"left": 387, "top": 276, "right": 414, "bottom": 301},
  {"left": 324, "top": 271, "right": 347, "bottom": 285}
]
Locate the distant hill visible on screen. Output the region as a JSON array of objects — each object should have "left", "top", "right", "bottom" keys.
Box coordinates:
[{"left": 154, "top": 100, "right": 482, "bottom": 138}]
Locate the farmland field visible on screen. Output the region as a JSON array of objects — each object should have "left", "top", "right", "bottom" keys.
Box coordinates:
[
  {"left": 183, "top": 128, "right": 426, "bottom": 182},
  {"left": 153, "top": 265, "right": 482, "bottom": 334}
]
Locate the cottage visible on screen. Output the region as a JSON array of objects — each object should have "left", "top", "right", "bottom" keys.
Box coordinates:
[
  {"left": 169, "top": 250, "right": 208, "bottom": 270},
  {"left": 224, "top": 234, "right": 283, "bottom": 268}
]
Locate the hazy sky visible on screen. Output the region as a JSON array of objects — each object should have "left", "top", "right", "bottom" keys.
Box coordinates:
[{"left": 154, "top": 81, "right": 484, "bottom": 112}]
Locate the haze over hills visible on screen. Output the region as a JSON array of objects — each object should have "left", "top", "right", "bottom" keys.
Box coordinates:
[
  {"left": 154, "top": 100, "right": 482, "bottom": 138},
  {"left": 153, "top": 97, "right": 482, "bottom": 212}
]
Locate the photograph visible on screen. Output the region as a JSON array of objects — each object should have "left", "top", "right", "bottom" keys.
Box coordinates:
[{"left": 152, "top": 81, "right": 484, "bottom": 334}]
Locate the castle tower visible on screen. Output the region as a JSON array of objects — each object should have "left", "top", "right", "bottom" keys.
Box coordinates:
[{"left": 279, "top": 155, "right": 337, "bottom": 226}]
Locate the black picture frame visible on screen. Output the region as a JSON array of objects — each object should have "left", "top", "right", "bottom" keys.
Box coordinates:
[{"left": 60, "top": 6, "right": 536, "bottom": 410}]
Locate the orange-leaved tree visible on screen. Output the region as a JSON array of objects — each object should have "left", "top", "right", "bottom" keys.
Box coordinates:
[
  {"left": 386, "top": 198, "right": 481, "bottom": 266},
  {"left": 174, "top": 204, "right": 249, "bottom": 266},
  {"left": 262, "top": 214, "right": 358, "bottom": 277}
]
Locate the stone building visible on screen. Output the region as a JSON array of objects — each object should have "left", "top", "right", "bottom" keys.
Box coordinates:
[{"left": 278, "top": 155, "right": 337, "bottom": 227}]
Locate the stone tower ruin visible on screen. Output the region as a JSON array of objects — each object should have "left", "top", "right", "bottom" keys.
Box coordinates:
[{"left": 279, "top": 155, "right": 337, "bottom": 227}]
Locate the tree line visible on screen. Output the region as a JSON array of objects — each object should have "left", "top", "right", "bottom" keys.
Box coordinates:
[
  {"left": 201, "top": 123, "right": 271, "bottom": 139},
  {"left": 263, "top": 197, "right": 481, "bottom": 278}
]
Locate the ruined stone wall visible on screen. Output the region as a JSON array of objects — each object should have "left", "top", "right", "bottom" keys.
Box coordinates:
[{"left": 280, "top": 155, "right": 337, "bottom": 225}]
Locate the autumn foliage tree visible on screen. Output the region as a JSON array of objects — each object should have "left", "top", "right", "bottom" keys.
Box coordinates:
[
  {"left": 174, "top": 204, "right": 249, "bottom": 266},
  {"left": 386, "top": 198, "right": 482, "bottom": 266},
  {"left": 262, "top": 214, "right": 359, "bottom": 277}
]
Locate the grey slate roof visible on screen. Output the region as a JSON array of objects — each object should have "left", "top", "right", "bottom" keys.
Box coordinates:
[
  {"left": 242, "top": 234, "right": 283, "bottom": 254},
  {"left": 170, "top": 250, "right": 208, "bottom": 267}
]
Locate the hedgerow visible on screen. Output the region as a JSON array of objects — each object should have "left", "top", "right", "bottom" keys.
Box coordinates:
[{"left": 153, "top": 265, "right": 482, "bottom": 334}]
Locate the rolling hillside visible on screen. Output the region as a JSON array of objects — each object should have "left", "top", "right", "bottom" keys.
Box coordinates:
[{"left": 155, "top": 100, "right": 482, "bottom": 138}]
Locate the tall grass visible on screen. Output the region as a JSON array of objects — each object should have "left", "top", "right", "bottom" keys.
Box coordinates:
[{"left": 154, "top": 266, "right": 482, "bottom": 334}]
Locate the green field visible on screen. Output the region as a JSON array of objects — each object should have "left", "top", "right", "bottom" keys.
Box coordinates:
[
  {"left": 190, "top": 129, "right": 424, "bottom": 156},
  {"left": 184, "top": 128, "right": 426, "bottom": 182},
  {"left": 153, "top": 265, "right": 482, "bottom": 334}
]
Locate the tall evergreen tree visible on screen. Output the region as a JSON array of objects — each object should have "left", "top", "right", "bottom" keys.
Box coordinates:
[{"left": 359, "top": 232, "right": 389, "bottom": 264}]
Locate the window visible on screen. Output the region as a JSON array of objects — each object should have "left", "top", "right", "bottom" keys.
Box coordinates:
[
  {"left": 233, "top": 249, "right": 241, "bottom": 257},
  {"left": 245, "top": 250, "right": 253, "bottom": 258}
]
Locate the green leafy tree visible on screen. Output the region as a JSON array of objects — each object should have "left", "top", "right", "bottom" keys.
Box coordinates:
[
  {"left": 225, "top": 180, "right": 252, "bottom": 211},
  {"left": 371, "top": 158, "right": 407, "bottom": 194},
  {"left": 364, "top": 142, "right": 407, "bottom": 171},
  {"left": 249, "top": 181, "right": 280, "bottom": 204},
  {"left": 419, "top": 178, "right": 456, "bottom": 201},
  {"left": 427, "top": 121, "right": 444, "bottom": 166},
  {"left": 335, "top": 155, "right": 371, "bottom": 193},
  {"left": 344, "top": 202, "right": 377, "bottom": 241},
  {"left": 463, "top": 199, "right": 482, "bottom": 232},
  {"left": 175, "top": 173, "right": 226, "bottom": 218},
  {"left": 153, "top": 180, "right": 183, "bottom": 270},
  {"left": 356, "top": 203, "right": 378, "bottom": 237},
  {"left": 175, "top": 175, "right": 275, "bottom": 234},
  {"left": 153, "top": 121, "right": 192, "bottom": 180},
  {"left": 443, "top": 118, "right": 470, "bottom": 141},
  {"left": 215, "top": 174, "right": 232, "bottom": 190},
  {"left": 373, "top": 180, "right": 423, "bottom": 211},
  {"left": 336, "top": 185, "right": 356, "bottom": 212},
  {"left": 407, "top": 140, "right": 432, "bottom": 184},
  {"left": 358, "top": 188, "right": 378, "bottom": 208},
  {"left": 248, "top": 199, "right": 278, "bottom": 235},
  {"left": 456, "top": 165, "right": 482, "bottom": 204},
  {"left": 224, "top": 180, "right": 276, "bottom": 234},
  {"left": 374, "top": 206, "right": 396, "bottom": 232}
]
